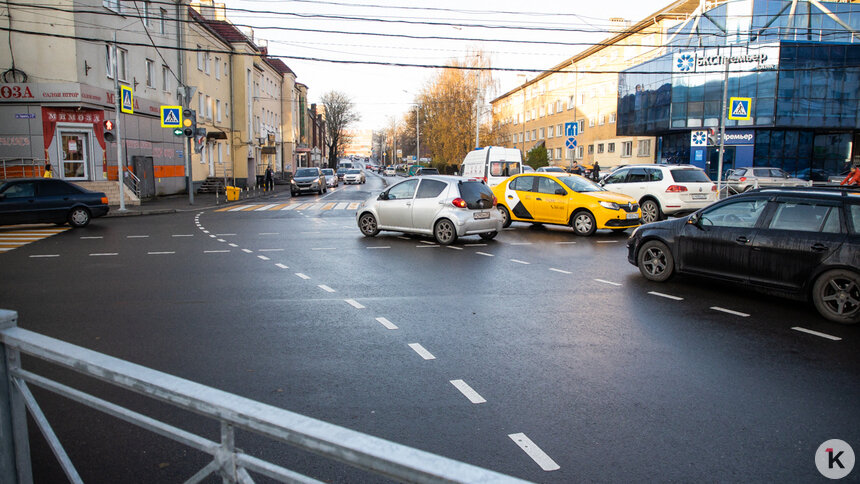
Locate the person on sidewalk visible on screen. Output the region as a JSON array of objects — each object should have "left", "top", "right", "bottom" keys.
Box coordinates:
[
  {"left": 43, "top": 162, "right": 53, "bottom": 178},
  {"left": 264, "top": 165, "right": 274, "bottom": 191}
]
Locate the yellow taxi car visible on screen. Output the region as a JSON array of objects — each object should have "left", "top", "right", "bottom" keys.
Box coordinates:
[{"left": 491, "top": 173, "right": 642, "bottom": 236}]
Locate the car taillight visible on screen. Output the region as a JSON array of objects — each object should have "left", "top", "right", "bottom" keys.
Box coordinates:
[
  {"left": 665, "top": 185, "right": 688, "bottom": 192},
  {"left": 482, "top": 176, "right": 487, "bottom": 183},
  {"left": 492, "top": 195, "right": 497, "bottom": 207},
  {"left": 452, "top": 198, "right": 467, "bottom": 208},
  {"left": 100, "top": 197, "right": 109, "bottom": 204},
  {"left": 739, "top": 177, "right": 747, "bottom": 182}
]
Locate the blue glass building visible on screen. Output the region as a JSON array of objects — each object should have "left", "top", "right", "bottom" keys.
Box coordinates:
[{"left": 617, "top": 0, "right": 860, "bottom": 181}]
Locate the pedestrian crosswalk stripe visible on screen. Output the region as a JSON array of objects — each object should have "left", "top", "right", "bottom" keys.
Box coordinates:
[
  {"left": 255, "top": 204, "right": 278, "bottom": 211},
  {"left": 322, "top": 202, "right": 336, "bottom": 210},
  {"left": 309, "top": 203, "right": 325, "bottom": 210},
  {"left": 240, "top": 205, "right": 262, "bottom": 211},
  {"left": 226, "top": 205, "right": 250, "bottom": 212},
  {"left": 281, "top": 204, "right": 299, "bottom": 210},
  {"left": 271, "top": 203, "right": 290, "bottom": 210},
  {"left": 335, "top": 202, "right": 348, "bottom": 210},
  {"left": 214, "top": 201, "right": 365, "bottom": 213},
  {"left": 348, "top": 202, "right": 360, "bottom": 210},
  {"left": 296, "top": 203, "right": 313, "bottom": 210},
  {"left": 0, "top": 226, "right": 70, "bottom": 253}
]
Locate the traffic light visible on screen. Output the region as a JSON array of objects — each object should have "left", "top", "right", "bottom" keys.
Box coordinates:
[
  {"left": 182, "top": 109, "right": 196, "bottom": 138},
  {"left": 173, "top": 127, "right": 183, "bottom": 137},
  {"left": 194, "top": 128, "right": 207, "bottom": 153},
  {"left": 103, "top": 119, "right": 115, "bottom": 142},
  {"left": 707, "top": 127, "right": 717, "bottom": 146}
]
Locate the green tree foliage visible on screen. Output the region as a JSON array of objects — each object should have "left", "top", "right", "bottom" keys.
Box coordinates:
[{"left": 526, "top": 145, "right": 549, "bottom": 169}]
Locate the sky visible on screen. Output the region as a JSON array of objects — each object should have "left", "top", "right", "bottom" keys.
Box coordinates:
[{"left": 220, "top": 0, "right": 667, "bottom": 131}]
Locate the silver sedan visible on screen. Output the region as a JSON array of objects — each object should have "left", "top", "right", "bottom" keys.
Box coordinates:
[{"left": 356, "top": 175, "right": 502, "bottom": 245}]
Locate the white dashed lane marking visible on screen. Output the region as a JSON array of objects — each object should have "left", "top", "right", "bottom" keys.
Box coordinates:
[
  {"left": 80, "top": 236, "right": 103, "bottom": 240},
  {"left": 295, "top": 273, "right": 311, "bottom": 280},
  {"left": 204, "top": 250, "right": 230, "bottom": 253},
  {"left": 711, "top": 307, "right": 750, "bottom": 317},
  {"left": 29, "top": 254, "right": 59, "bottom": 258},
  {"left": 127, "top": 235, "right": 149, "bottom": 239},
  {"left": 311, "top": 247, "right": 336, "bottom": 251},
  {"left": 510, "top": 242, "right": 532, "bottom": 246},
  {"left": 257, "top": 255, "right": 270, "bottom": 261},
  {"left": 275, "top": 263, "right": 289, "bottom": 269},
  {"left": 366, "top": 246, "right": 390, "bottom": 249},
  {"left": 508, "top": 433, "right": 560, "bottom": 471},
  {"left": 416, "top": 245, "right": 439, "bottom": 248},
  {"left": 241, "top": 249, "right": 253, "bottom": 254},
  {"left": 549, "top": 268, "right": 572, "bottom": 274},
  {"left": 648, "top": 291, "right": 684, "bottom": 301},
  {"left": 172, "top": 234, "right": 193, "bottom": 237},
  {"left": 345, "top": 299, "right": 365, "bottom": 309},
  {"left": 228, "top": 243, "right": 238, "bottom": 248},
  {"left": 594, "top": 279, "right": 622, "bottom": 286},
  {"left": 258, "top": 248, "right": 283, "bottom": 252},
  {"left": 259, "top": 232, "right": 279, "bottom": 235},
  {"left": 215, "top": 233, "right": 235, "bottom": 236},
  {"left": 147, "top": 251, "right": 175, "bottom": 255},
  {"left": 408, "top": 343, "right": 436, "bottom": 360},
  {"left": 318, "top": 284, "right": 336, "bottom": 293},
  {"left": 375, "top": 317, "right": 398, "bottom": 330},
  {"left": 446, "top": 246, "right": 463, "bottom": 250},
  {"left": 555, "top": 241, "right": 576, "bottom": 245},
  {"left": 449, "top": 379, "right": 486, "bottom": 404},
  {"left": 89, "top": 253, "right": 117, "bottom": 257},
  {"left": 792, "top": 327, "right": 842, "bottom": 341},
  {"left": 510, "top": 259, "right": 530, "bottom": 265},
  {"left": 476, "top": 252, "right": 494, "bottom": 257}
]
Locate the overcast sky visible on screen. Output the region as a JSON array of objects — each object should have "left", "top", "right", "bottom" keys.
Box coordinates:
[{"left": 221, "top": 0, "right": 666, "bottom": 131}]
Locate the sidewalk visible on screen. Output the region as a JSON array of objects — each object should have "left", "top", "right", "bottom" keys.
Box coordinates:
[{"left": 105, "top": 183, "right": 292, "bottom": 217}]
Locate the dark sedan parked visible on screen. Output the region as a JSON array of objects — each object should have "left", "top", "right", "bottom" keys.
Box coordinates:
[
  {"left": 0, "top": 178, "right": 109, "bottom": 228},
  {"left": 627, "top": 187, "right": 860, "bottom": 324}
]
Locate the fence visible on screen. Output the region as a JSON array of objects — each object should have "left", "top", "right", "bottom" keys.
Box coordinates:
[
  {"left": 1, "top": 159, "right": 49, "bottom": 180},
  {"left": 0, "top": 310, "right": 528, "bottom": 484}
]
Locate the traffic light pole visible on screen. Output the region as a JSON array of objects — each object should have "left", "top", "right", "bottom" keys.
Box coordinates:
[{"left": 113, "top": 34, "right": 126, "bottom": 212}]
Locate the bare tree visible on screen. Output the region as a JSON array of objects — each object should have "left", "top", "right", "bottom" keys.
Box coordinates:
[{"left": 321, "top": 91, "right": 360, "bottom": 167}]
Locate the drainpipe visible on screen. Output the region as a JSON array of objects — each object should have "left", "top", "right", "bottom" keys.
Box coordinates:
[{"left": 229, "top": 52, "right": 235, "bottom": 186}]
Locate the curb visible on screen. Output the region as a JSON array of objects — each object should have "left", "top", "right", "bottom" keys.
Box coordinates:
[{"left": 105, "top": 189, "right": 291, "bottom": 218}]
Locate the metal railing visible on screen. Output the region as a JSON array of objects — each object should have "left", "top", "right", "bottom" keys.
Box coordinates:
[
  {"left": 123, "top": 169, "right": 142, "bottom": 199},
  {"left": 0, "top": 310, "right": 528, "bottom": 484},
  {"left": 0, "top": 158, "right": 49, "bottom": 180}
]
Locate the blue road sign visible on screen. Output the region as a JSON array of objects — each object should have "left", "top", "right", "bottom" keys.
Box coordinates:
[
  {"left": 565, "top": 137, "right": 577, "bottom": 150},
  {"left": 120, "top": 85, "right": 133, "bottom": 114},
  {"left": 161, "top": 106, "right": 182, "bottom": 128},
  {"left": 728, "top": 97, "right": 751, "bottom": 120},
  {"left": 565, "top": 122, "right": 579, "bottom": 137}
]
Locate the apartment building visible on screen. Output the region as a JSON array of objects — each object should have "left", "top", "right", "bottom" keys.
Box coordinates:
[{"left": 491, "top": 1, "right": 700, "bottom": 170}]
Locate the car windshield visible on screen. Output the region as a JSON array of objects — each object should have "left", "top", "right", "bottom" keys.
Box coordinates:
[
  {"left": 347, "top": 169, "right": 360, "bottom": 174},
  {"left": 543, "top": 167, "right": 565, "bottom": 172},
  {"left": 296, "top": 169, "right": 318, "bottom": 177},
  {"left": 322, "top": 169, "right": 333, "bottom": 175},
  {"left": 559, "top": 176, "right": 604, "bottom": 193},
  {"left": 670, "top": 169, "right": 711, "bottom": 182}
]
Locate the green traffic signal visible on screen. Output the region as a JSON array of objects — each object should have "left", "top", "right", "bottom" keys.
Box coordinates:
[{"left": 173, "top": 128, "right": 183, "bottom": 136}]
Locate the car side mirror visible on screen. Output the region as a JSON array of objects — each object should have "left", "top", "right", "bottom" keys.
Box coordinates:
[
  {"left": 687, "top": 214, "right": 703, "bottom": 229},
  {"left": 378, "top": 192, "right": 388, "bottom": 201},
  {"left": 555, "top": 188, "right": 566, "bottom": 196}
]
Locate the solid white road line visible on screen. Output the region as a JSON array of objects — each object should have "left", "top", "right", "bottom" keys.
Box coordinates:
[
  {"left": 648, "top": 291, "right": 684, "bottom": 301},
  {"left": 258, "top": 248, "right": 284, "bottom": 252},
  {"left": 791, "top": 327, "right": 841, "bottom": 341},
  {"left": 127, "top": 235, "right": 149, "bottom": 238},
  {"left": 147, "top": 251, "right": 175, "bottom": 255},
  {"left": 80, "top": 236, "right": 103, "bottom": 239},
  {"left": 510, "top": 259, "right": 530, "bottom": 265},
  {"left": 318, "top": 284, "right": 336, "bottom": 293},
  {"left": 172, "top": 234, "right": 193, "bottom": 237},
  {"left": 710, "top": 306, "right": 750, "bottom": 317},
  {"left": 257, "top": 255, "right": 270, "bottom": 261},
  {"left": 449, "top": 380, "right": 486, "bottom": 404},
  {"left": 204, "top": 250, "right": 230, "bottom": 253},
  {"left": 508, "top": 433, "right": 560, "bottom": 471},
  {"left": 375, "top": 317, "right": 398, "bottom": 330},
  {"left": 29, "top": 254, "right": 59, "bottom": 258},
  {"left": 275, "top": 263, "right": 289, "bottom": 269},
  {"left": 345, "top": 299, "right": 365, "bottom": 309},
  {"left": 476, "top": 252, "right": 494, "bottom": 257},
  {"left": 594, "top": 279, "right": 622, "bottom": 286},
  {"left": 241, "top": 249, "right": 253, "bottom": 253},
  {"left": 366, "top": 246, "right": 390, "bottom": 249},
  {"left": 295, "top": 273, "right": 310, "bottom": 280},
  {"left": 549, "top": 268, "right": 572, "bottom": 274},
  {"left": 89, "top": 253, "right": 117, "bottom": 256},
  {"left": 408, "top": 343, "right": 436, "bottom": 360}
]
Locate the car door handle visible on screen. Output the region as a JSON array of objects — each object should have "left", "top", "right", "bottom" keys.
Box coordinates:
[
  {"left": 735, "top": 236, "right": 749, "bottom": 244},
  {"left": 507, "top": 195, "right": 514, "bottom": 199},
  {"left": 536, "top": 197, "right": 542, "bottom": 201},
  {"left": 406, "top": 202, "right": 411, "bottom": 206},
  {"left": 811, "top": 243, "right": 828, "bottom": 252}
]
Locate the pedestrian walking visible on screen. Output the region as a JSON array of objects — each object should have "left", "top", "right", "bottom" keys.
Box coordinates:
[
  {"left": 591, "top": 161, "right": 600, "bottom": 182},
  {"left": 264, "top": 165, "right": 274, "bottom": 191},
  {"left": 569, "top": 161, "right": 583, "bottom": 176},
  {"left": 43, "top": 162, "right": 52, "bottom": 178},
  {"left": 840, "top": 165, "right": 860, "bottom": 186}
]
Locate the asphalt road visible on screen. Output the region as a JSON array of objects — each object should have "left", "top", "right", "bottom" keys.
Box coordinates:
[{"left": 1, "top": 171, "right": 858, "bottom": 483}]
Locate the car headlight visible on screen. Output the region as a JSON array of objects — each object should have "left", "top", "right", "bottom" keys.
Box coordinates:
[
  {"left": 311, "top": 181, "right": 318, "bottom": 186},
  {"left": 291, "top": 179, "right": 297, "bottom": 185},
  {"left": 599, "top": 201, "right": 620, "bottom": 210}
]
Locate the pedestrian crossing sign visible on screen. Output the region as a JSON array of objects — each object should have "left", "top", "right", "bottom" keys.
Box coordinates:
[
  {"left": 120, "top": 85, "right": 133, "bottom": 114},
  {"left": 160, "top": 106, "right": 182, "bottom": 128},
  {"left": 728, "top": 97, "right": 751, "bottom": 120}
]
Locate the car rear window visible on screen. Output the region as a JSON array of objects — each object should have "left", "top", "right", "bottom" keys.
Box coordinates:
[
  {"left": 670, "top": 169, "right": 711, "bottom": 183},
  {"left": 458, "top": 181, "right": 494, "bottom": 209},
  {"left": 490, "top": 161, "right": 521, "bottom": 177}
]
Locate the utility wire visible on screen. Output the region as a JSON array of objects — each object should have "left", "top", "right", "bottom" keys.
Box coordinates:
[{"left": 131, "top": 0, "right": 181, "bottom": 84}]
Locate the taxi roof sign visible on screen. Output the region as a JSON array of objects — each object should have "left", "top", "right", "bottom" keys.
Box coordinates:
[
  {"left": 161, "top": 106, "right": 182, "bottom": 128},
  {"left": 120, "top": 85, "right": 133, "bottom": 114},
  {"left": 728, "top": 97, "right": 751, "bottom": 120}
]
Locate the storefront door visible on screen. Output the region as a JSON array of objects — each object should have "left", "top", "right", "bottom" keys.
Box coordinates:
[{"left": 58, "top": 130, "right": 90, "bottom": 180}]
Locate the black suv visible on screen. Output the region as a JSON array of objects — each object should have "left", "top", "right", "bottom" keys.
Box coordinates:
[{"left": 627, "top": 187, "right": 860, "bottom": 324}]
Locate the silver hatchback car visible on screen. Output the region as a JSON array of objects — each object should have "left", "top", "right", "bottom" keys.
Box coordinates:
[
  {"left": 726, "top": 167, "right": 809, "bottom": 193},
  {"left": 356, "top": 175, "right": 503, "bottom": 245}
]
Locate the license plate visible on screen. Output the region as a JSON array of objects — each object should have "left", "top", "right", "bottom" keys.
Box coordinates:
[
  {"left": 474, "top": 211, "right": 490, "bottom": 219},
  {"left": 692, "top": 194, "right": 708, "bottom": 200},
  {"left": 626, "top": 213, "right": 639, "bottom": 219}
]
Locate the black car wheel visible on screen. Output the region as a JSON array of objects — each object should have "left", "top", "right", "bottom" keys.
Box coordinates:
[
  {"left": 813, "top": 269, "right": 860, "bottom": 324},
  {"left": 571, "top": 210, "right": 596, "bottom": 236},
  {"left": 433, "top": 219, "right": 457, "bottom": 245},
  {"left": 637, "top": 240, "right": 674, "bottom": 282},
  {"left": 68, "top": 207, "right": 91, "bottom": 228},
  {"left": 497, "top": 205, "right": 511, "bottom": 228},
  {"left": 358, "top": 213, "right": 379, "bottom": 237},
  {"left": 479, "top": 231, "right": 497, "bottom": 240},
  {"left": 640, "top": 199, "right": 662, "bottom": 224}
]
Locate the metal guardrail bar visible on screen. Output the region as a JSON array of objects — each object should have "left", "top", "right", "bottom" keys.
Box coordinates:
[{"left": 0, "top": 310, "right": 529, "bottom": 484}]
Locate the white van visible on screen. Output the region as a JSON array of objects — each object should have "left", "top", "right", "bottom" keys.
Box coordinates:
[{"left": 459, "top": 146, "right": 523, "bottom": 187}]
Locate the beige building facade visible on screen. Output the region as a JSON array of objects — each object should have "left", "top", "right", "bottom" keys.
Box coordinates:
[{"left": 492, "top": 1, "right": 699, "bottom": 171}]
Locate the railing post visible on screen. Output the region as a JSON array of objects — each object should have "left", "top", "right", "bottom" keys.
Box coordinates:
[{"left": 0, "top": 309, "right": 33, "bottom": 484}]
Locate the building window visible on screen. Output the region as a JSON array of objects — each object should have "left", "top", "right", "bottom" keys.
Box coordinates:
[
  {"left": 557, "top": 123, "right": 563, "bottom": 136},
  {"left": 103, "top": 0, "right": 120, "bottom": 12},
  {"left": 217, "top": 142, "right": 223, "bottom": 164},
  {"left": 532, "top": 129, "right": 536, "bottom": 140},
  {"left": 597, "top": 143, "right": 604, "bottom": 154},
  {"left": 568, "top": 95, "right": 575, "bottom": 110},
  {"left": 547, "top": 150, "right": 553, "bottom": 161},
  {"left": 588, "top": 144, "right": 594, "bottom": 155},
  {"left": 637, "top": 139, "right": 651, "bottom": 156},
  {"left": 225, "top": 102, "right": 228, "bottom": 118},
  {"left": 205, "top": 52, "right": 211, "bottom": 75},
  {"left": 608, "top": 142, "right": 615, "bottom": 153},
  {"left": 588, "top": 118, "right": 596, "bottom": 127},
  {"left": 609, "top": 112, "right": 616, "bottom": 124},
  {"left": 513, "top": 133, "right": 518, "bottom": 144},
  {"left": 577, "top": 120, "right": 584, "bottom": 132},
  {"left": 143, "top": 1, "right": 151, "bottom": 27},
  {"left": 622, "top": 141, "right": 633, "bottom": 157},
  {"left": 159, "top": 8, "right": 167, "bottom": 34},
  {"left": 577, "top": 146, "right": 584, "bottom": 159},
  {"left": 106, "top": 45, "right": 128, "bottom": 81},
  {"left": 162, "top": 65, "right": 170, "bottom": 92},
  {"left": 556, "top": 100, "right": 563, "bottom": 112},
  {"left": 599, "top": 115, "right": 605, "bottom": 126},
  {"left": 539, "top": 128, "right": 544, "bottom": 139},
  {"left": 145, "top": 59, "right": 154, "bottom": 87},
  {"left": 556, "top": 148, "right": 562, "bottom": 160},
  {"left": 548, "top": 126, "right": 554, "bottom": 138},
  {"left": 216, "top": 99, "right": 222, "bottom": 122},
  {"left": 215, "top": 57, "right": 221, "bottom": 80},
  {"left": 198, "top": 92, "right": 204, "bottom": 115},
  {"left": 205, "top": 95, "right": 212, "bottom": 119}
]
